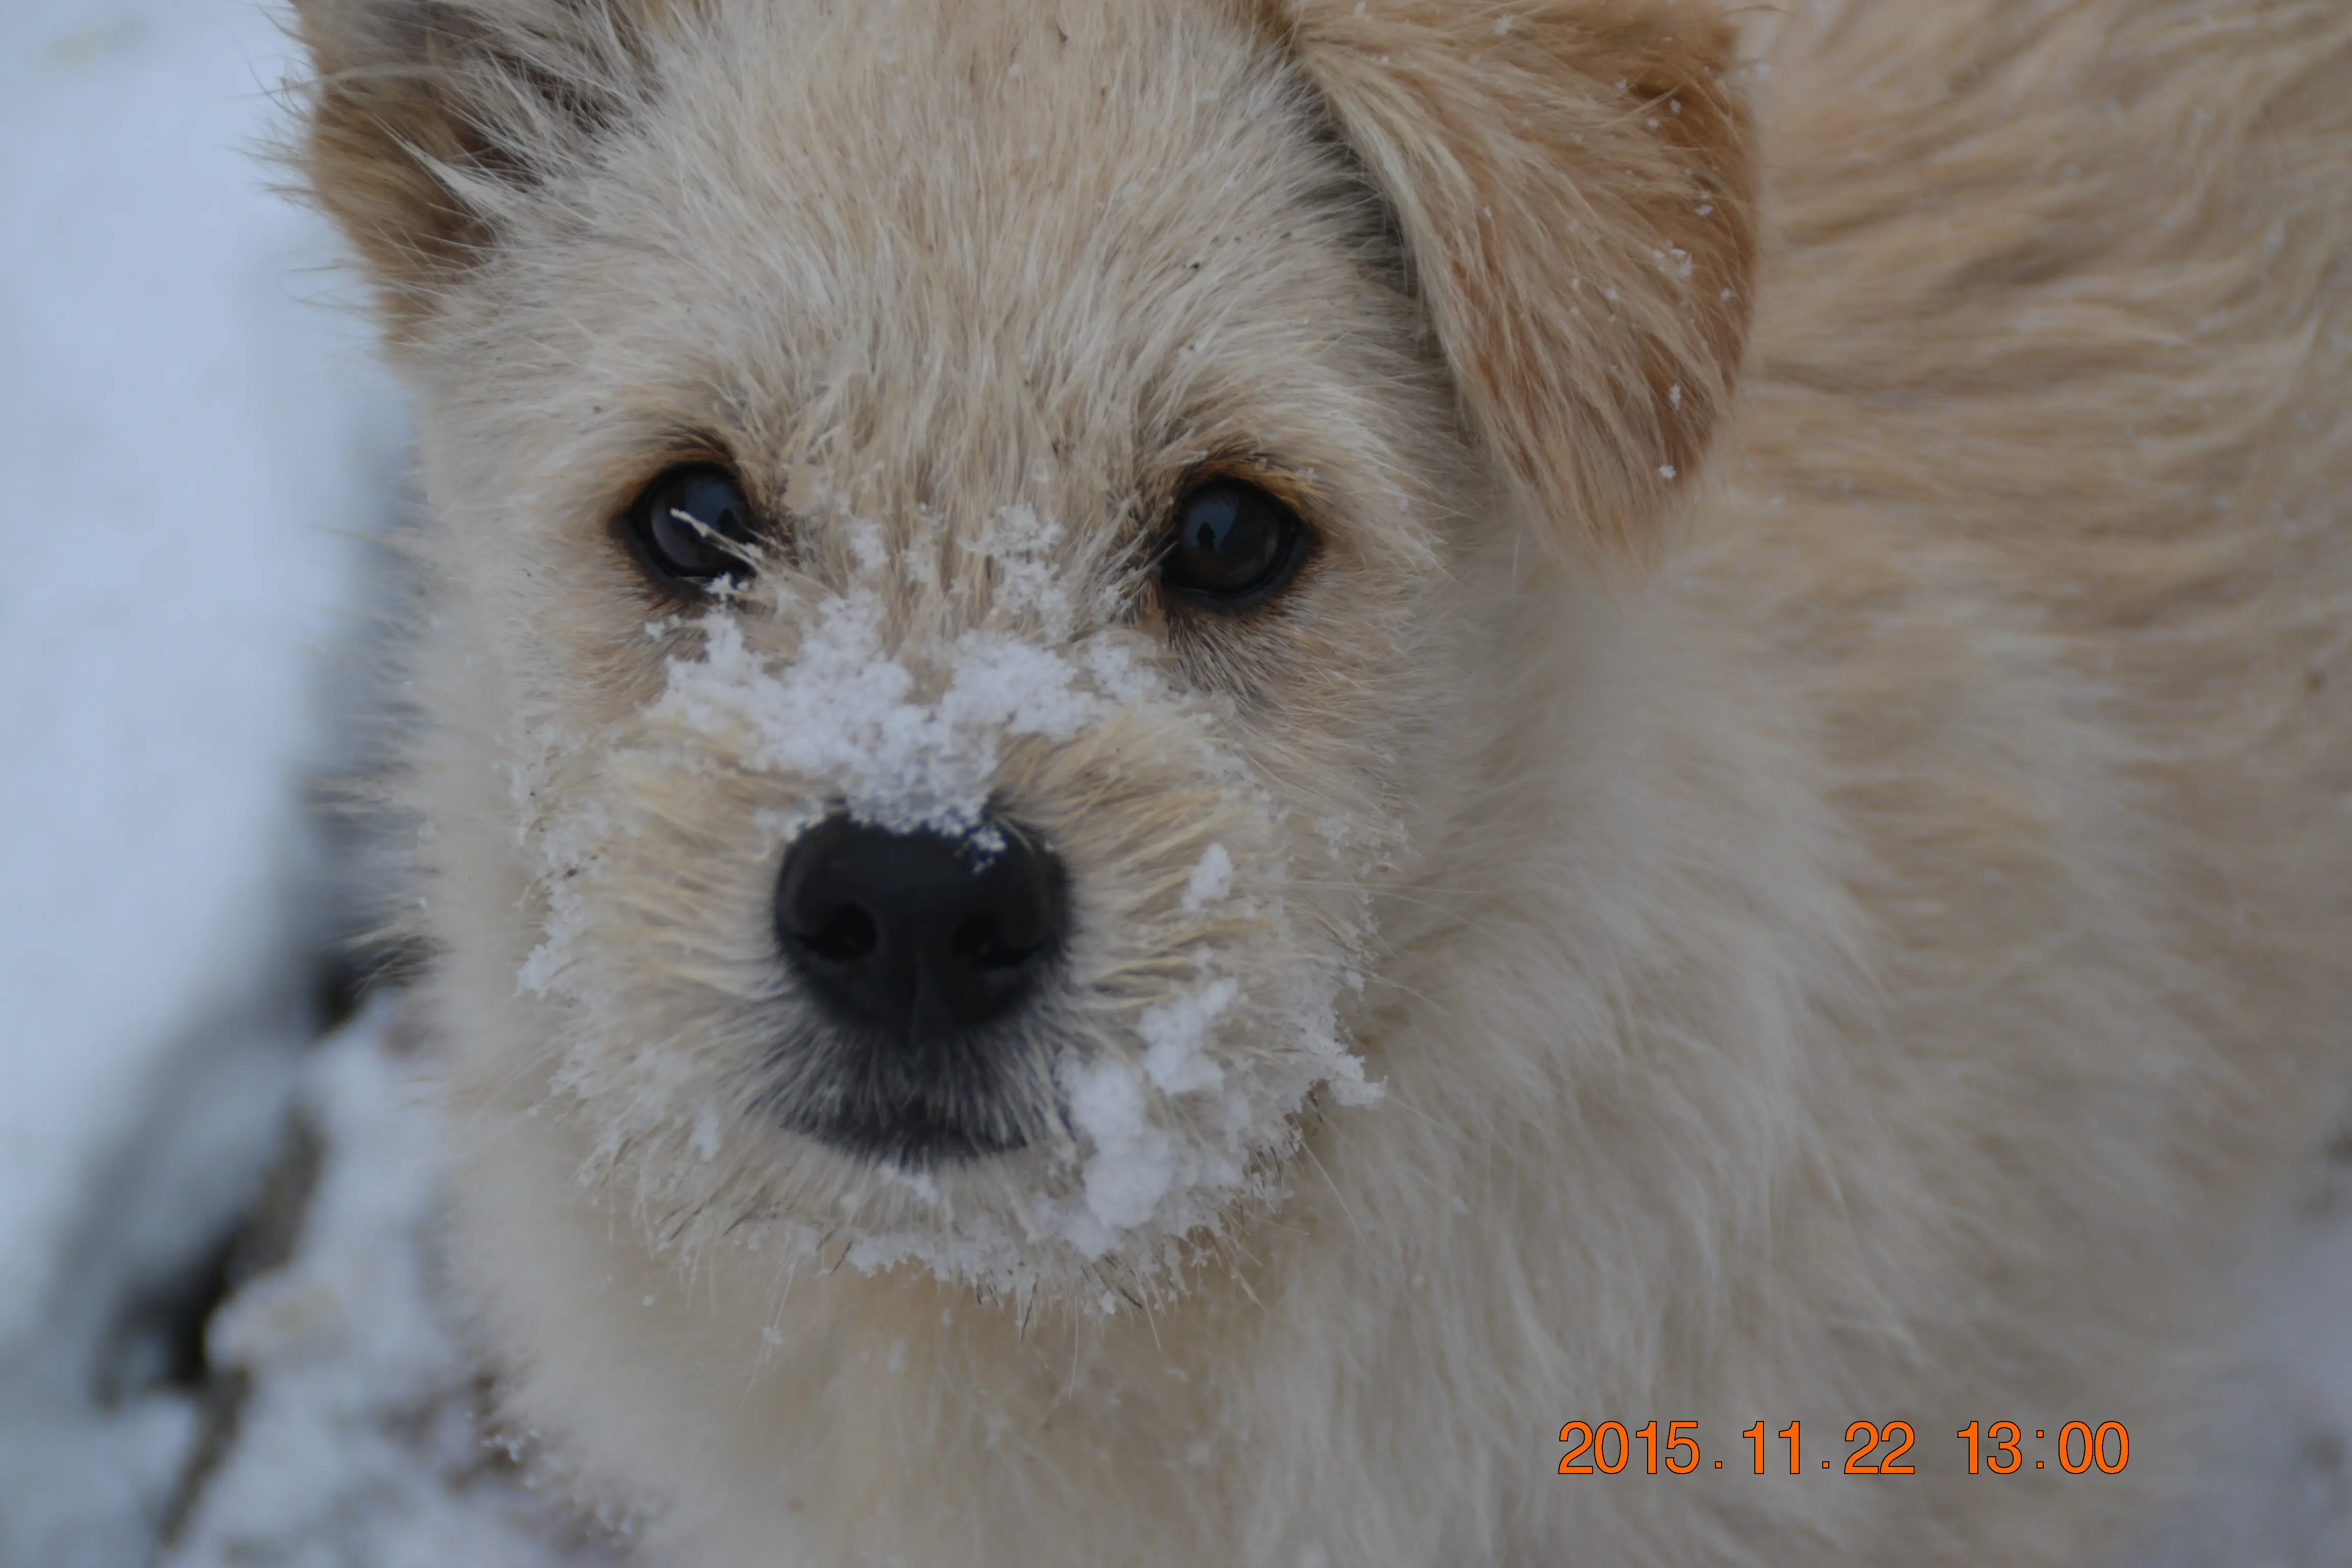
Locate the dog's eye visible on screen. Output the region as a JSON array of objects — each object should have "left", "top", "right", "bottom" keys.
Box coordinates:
[
  {"left": 625, "top": 464, "right": 760, "bottom": 586},
  {"left": 1161, "top": 480, "right": 1307, "bottom": 604}
]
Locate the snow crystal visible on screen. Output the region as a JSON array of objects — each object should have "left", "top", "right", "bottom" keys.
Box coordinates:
[
  {"left": 975, "top": 502, "right": 1075, "bottom": 634},
  {"left": 1066, "top": 1059, "right": 1182, "bottom": 1235},
  {"left": 1140, "top": 978, "right": 1240, "bottom": 1096},
  {"left": 650, "top": 593, "right": 1109, "bottom": 838},
  {"left": 1181, "top": 843, "right": 1236, "bottom": 913}
]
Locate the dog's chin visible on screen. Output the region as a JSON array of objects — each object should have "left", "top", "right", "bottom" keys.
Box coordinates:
[
  {"left": 762, "top": 1017, "right": 1054, "bottom": 1171},
  {"left": 786, "top": 1098, "right": 1030, "bottom": 1168}
]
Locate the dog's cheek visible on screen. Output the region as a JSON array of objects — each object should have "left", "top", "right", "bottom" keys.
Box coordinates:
[
  {"left": 483, "top": 724, "right": 795, "bottom": 1226},
  {"left": 1252, "top": 560, "right": 1458, "bottom": 854}
]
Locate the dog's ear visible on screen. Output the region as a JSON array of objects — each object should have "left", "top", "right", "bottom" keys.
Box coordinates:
[
  {"left": 1275, "top": 0, "right": 1758, "bottom": 562},
  {"left": 286, "top": 0, "right": 679, "bottom": 336}
]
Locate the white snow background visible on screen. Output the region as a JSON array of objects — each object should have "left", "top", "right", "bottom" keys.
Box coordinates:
[
  {"left": 0, "top": 2, "right": 2347, "bottom": 1565},
  {"left": 0, "top": 1, "right": 598, "bottom": 1562}
]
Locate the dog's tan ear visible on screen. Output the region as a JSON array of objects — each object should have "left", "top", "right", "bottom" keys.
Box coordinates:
[
  {"left": 287, "top": 0, "right": 679, "bottom": 335},
  {"left": 1276, "top": 0, "right": 1758, "bottom": 562}
]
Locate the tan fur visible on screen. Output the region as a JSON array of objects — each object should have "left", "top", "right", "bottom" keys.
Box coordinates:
[
  {"left": 286, "top": 0, "right": 2352, "bottom": 1562},
  {"left": 1278, "top": 0, "right": 1757, "bottom": 558}
]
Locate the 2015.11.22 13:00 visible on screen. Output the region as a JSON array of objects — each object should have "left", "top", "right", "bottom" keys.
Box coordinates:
[{"left": 1556, "top": 1420, "right": 2131, "bottom": 1476}]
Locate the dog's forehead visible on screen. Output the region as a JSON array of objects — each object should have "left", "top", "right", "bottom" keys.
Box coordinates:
[{"left": 500, "top": 0, "right": 1401, "bottom": 513}]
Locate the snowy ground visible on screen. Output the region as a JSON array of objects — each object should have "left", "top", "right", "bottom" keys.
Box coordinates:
[
  {"left": 2, "top": 1, "right": 2349, "bottom": 1565},
  {"left": 0, "top": 0, "right": 409, "bottom": 1559},
  {"left": 159, "top": 1002, "right": 628, "bottom": 1568}
]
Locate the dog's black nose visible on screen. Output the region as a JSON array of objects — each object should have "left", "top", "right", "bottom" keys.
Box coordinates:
[{"left": 774, "top": 814, "right": 1064, "bottom": 1042}]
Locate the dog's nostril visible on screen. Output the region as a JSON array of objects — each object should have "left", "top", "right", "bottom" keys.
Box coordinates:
[
  {"left": 774, "top": 813, "right": 1065, "bottom": 1041},
  {"left": 798, "top": 903, "right": 878, "bottom": 962},
  {"left": 950, "top": 911, "right": 1041, "bottom": 971}
]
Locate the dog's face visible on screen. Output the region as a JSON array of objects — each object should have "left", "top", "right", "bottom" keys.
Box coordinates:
[{"left": 296, "top": 0, "right": 1754, "bottom": 1304}]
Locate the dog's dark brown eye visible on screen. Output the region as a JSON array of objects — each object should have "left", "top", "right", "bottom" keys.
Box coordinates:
[
  {"left": 1161, "top": 480, "right": 1307, "bottom": 604},
  {"left": 626, "top": 464, "right": 759, "bottom": 586}
]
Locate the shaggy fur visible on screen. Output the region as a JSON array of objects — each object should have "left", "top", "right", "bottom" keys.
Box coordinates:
[{"left": 287, "top": 0, "right": 2352, "bottom": 1562}]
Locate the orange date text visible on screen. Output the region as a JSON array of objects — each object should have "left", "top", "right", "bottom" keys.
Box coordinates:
[{"left": 1555, "top": 1420, "right": 2129, "bottom": 1476}]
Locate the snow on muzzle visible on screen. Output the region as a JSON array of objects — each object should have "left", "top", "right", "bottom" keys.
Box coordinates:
[{"left": 511, "top": 585, "right": 1381, "bottom": 1299}]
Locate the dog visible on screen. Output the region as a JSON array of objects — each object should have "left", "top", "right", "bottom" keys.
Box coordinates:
[{"left": 285, "top": 0, "right": 2352, "bottom": 1561}]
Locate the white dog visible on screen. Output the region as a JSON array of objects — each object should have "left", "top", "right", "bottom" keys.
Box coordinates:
[{"left": 287, "top": 0, "right": 2352, "bottom": 1561}]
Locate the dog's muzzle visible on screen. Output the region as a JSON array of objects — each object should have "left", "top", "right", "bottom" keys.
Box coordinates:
[{"left": 771, "top": 811, "right": 1065, "bottom": 1162}]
